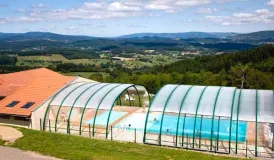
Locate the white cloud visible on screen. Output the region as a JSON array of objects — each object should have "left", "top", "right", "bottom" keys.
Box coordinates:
[
  {"left": 145, "top": 4, "right": 171, "bottom": 10},
  {"left": 83, "top": 2, "right": 103, "bottom": 9},
  {"left": 144, "top": 0, "right": 212, "bottom": 12},
  {"left": 66, "top": 26, "right": 77, "bottom": 30},
  {"left": 175, "top": 0, "right": 211, "bottom": 6},
  {"left": 267, "top": 0, "right": 274, "bottom": 5},
  {"left": 125, "top": 24, "right": 146, "bottom": 28},
  {"left": 123, "top": 1, "right": 144, "bottom": 6},
  {"left": 256, "top": 9, "right": 269, "bottom": 14},
  {"left": 50, "top": 25, "right": 56, "bottom": 30},
  {"left": 33, "top": 3, "right": 49, "bottom": 8},
  {"left": 233, "top": 13, "right": 254, "bottom": 18},
  {"left": 206, "top": 9, "right": 274, "bottom": 25},
  {"left": 221, "top": 22, "right": 231, "bottom": 25},
  {"left": 216, "top": 0, "right": 248, "bottom": 3},
  {"left": 197, "top": 8, "right": 212, "bottom": 14},
  {"left": 0, "top": 0, "right": 251, "bottom": 24},
  {"left": 108, "top": 2, "right": 141, "bottom": 11},
  {"left": 5, "top": 17, "right": 43, "bottom": 23}
]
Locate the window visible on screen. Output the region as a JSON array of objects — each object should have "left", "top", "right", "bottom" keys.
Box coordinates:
[
  {"left": 6, "top": 101, "right": 19, "bottom": 107},
  {"left": 0, "top": 115, "right": 10, "bottom": 119},
  {"left": 21, "top": 102, "right": 35, "bottom": 109},
  {"left": 14, "top": 116, "right": 29, "bottom": 121}
]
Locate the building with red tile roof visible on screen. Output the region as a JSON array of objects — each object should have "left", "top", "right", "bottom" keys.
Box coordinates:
[{"left": 0, "top": 68, "right": 75, "bottom": 127}]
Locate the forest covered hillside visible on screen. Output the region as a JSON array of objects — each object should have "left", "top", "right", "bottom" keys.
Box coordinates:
[{"left": 94, "top": 45, "right": 274, "bottom": 93}]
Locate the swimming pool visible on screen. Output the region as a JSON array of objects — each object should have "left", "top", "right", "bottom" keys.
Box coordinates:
[
  {"left": 116, "top": 113, "right": 247, "bottom": 142},
  {"left": 85, "top": 111, "right": 127, "bottom": 126}
]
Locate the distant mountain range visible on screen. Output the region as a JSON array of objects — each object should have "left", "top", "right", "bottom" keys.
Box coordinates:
[
  {"left": 117, "top": 32, "right": 239, "bottom": 39},
  {"left": 0, "top": 32, "right": 95, "bottom": 42},
  {"left": 0, "top": 31, "right": 274, "bottom": 42}
]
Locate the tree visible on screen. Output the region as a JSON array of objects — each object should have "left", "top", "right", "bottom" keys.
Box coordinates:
[
  {"left": 89, "top": 73, "right": 104, "bottom": 82},
  {"left": 229, "top": 63, "right": 250, "bottom": 89}
]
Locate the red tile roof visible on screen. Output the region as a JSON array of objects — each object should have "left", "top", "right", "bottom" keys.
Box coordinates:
[
  {"left": 0, "top": 68, "right": 74, "bottom": 116},
  {"left": 0, "top": 68, "right": 66, "bottom": 97}
]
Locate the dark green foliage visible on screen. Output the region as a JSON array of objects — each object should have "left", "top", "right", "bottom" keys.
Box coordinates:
[
  {"left": 0, "top": 56, "right": 17, "bottom": 65},
  {"left": 56, "top": 63, "right": 96, "bottom": 72},
  {"left": 0, "top": 65, "right": 35, "bottom": 73},
  {"left": 98, "top": 45, "right": 274, "bottom": 93},
  {"left": 154, "top": 45, "right": 274, "bottom": 74}
]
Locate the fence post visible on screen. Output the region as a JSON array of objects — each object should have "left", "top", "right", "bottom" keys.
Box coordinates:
[
  {"left": 186, "top": 134, "right": 188, "bottom": 149},
  {"left": 111, "top": 126, "right": 113, "bottom": 141},
  {"left": 216, "top": 116, "right": 221, "bottom": 151},
  {"left": 68, "top": 120, "right": 70, "bottom": 135},
  {"left": 49, "top": 119, "right": 51, "bottom": 132},
  {"left": 30, "top": 118, "right": 32, "bottom": 129},
  {"left": 272, "top": 138, "right": 274, "bottom": 151},
  {"left": 215, "top": 136, "right": 217, "bottom": 153},
  {"left": 89, "top": 124, "right": 91, "bottom": 138},
  {"left": 134, "top": 128, "right": 137, "bottom": 143},
  {"left": 40, "top": 118, "right": 42, "bottom": 131},
  {"left": 245, "top": 140, "right": 248, "bottom": 158},
  {"left": 199, "top": 115, "right": 203, "bottom": 149}
]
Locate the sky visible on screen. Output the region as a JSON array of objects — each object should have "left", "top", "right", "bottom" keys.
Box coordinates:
[{"left": 0, "top": 0, "right": 274, "bottom": 37}]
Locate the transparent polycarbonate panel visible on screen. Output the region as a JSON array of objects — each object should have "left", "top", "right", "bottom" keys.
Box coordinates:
[
  {"left": 238, "top": 89, "right": 256, "bottom": 121},
  {"left": 258, "top": 90, "right": 274, "bottom": 123},
  {"left": 50, "top": 82, "right": 86, "bottom": 105},
  {"left": 86, "top": 84, "right": 121, "bottom": 109},
  {"left": 129, "top": 85, "right": 146, "bottom": 92},
  {"left": 181, "top": 86, "right": 206, "bottom": 115},
  {"left": 135, "top": 85, "right": 150, "bottom": 107},
  {"left": 150, "top": 85, "right": 179, "bottom": 112},
  {"left": 62, "top": 83, "right": 97, "bottom": 107},
  {"left": 231, "top": 89, "right": 240, "bottom": 121},
  {"left": 215, "top": 87, "right": 236, "bottom": 118},
  {"left": 165, "top": 85, "right": 192, "bottom": 113},
  {"left": 197, "top": 86, "right": 220, "bottom": 116},
  {"left": 98, "top": 84, "right": 133, "bottom": 110},
  {"left": 74, "top": 83, "right": 108, "bottom": 107}
]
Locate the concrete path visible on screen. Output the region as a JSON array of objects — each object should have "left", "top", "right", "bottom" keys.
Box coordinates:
[
  {"left": 0, "top": 146, "right": 61, "bottom": 160},
  {"left": 0, "top": 126, "right": 23, "bottom": 142}
]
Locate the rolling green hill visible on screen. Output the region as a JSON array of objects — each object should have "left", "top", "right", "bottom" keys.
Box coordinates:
[{"left": 233, "top": 30, "right": 274, "bottom": 41}]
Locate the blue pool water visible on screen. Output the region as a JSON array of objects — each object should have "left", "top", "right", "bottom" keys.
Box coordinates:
[
  {"left": 85, "top": 111, "right": 126, "bottom": 125},
  {"left": 117, "top": 113, "right": 247, "bottom": 142}
]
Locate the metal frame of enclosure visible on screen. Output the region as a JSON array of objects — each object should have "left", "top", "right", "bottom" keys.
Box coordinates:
[
  {"left": 143, "top": 85, "right": 274, "bottom": 157},
  {"left": 40, "top": 82, "right": 273, "bottom": 158},
  {"left": 42, "top": 82, "right": 150, "bottom": 138}
]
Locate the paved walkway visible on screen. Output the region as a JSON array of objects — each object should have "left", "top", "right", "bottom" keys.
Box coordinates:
[
  {"left": 0, "top": 126, "right": 23, "bottom": 142},
  {"left": 0, "top": 146, "right": 61, "bottom": 160}
]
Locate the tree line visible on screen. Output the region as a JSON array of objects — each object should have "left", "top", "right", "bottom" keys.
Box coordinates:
[{"left": 90, "top": 45, "right": 274, "bottom": 93}]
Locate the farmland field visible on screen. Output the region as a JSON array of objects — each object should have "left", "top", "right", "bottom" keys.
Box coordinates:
[
  {"left": 16, "top": 53, "right": 179, "bottom": 69},
  {"left": 16, "top": 54, "right": 111, "bottom": 67}
]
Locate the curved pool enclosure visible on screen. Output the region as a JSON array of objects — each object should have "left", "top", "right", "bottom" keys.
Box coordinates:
[
  {"left": 40, "top": 82, "right": 274, "bottom": 158},
  {"left": 143, "top": 85, "right": 274, "bottom": 156},
  {"left": 42, "top": 82, "right": 150, "bottom": 138}
]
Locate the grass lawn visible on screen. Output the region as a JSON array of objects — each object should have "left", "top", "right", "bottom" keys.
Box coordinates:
[
  {"left": 0, "top": 139, "right": 6, "bottom": 145},
  {"left": 2, "top": 127, "right": 240, "bottom": 160}
]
